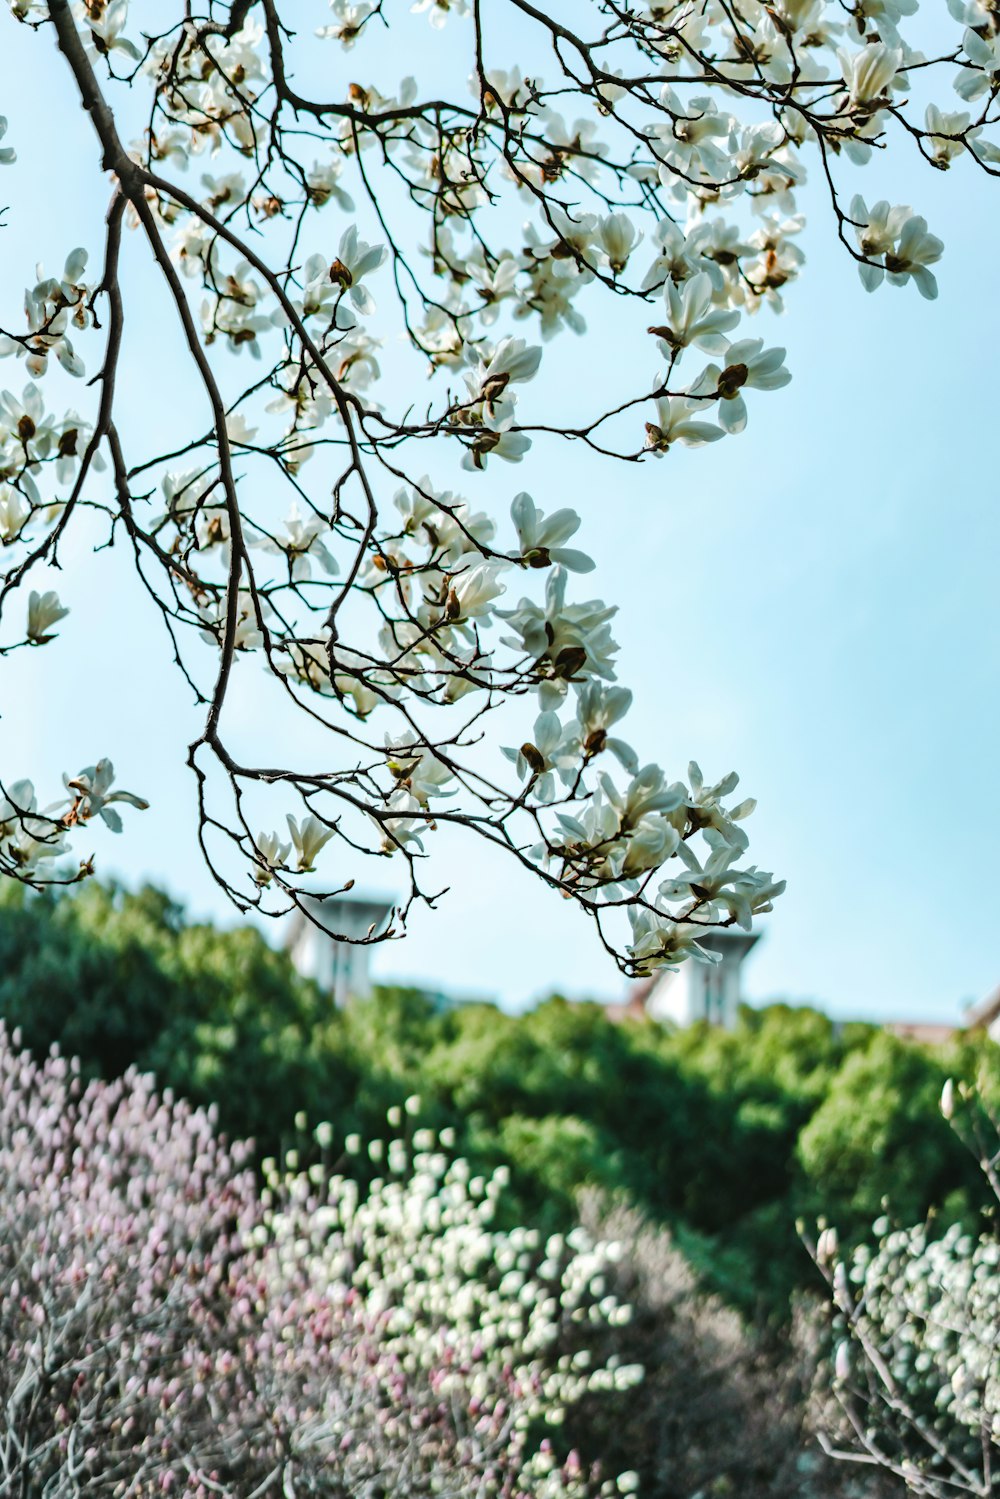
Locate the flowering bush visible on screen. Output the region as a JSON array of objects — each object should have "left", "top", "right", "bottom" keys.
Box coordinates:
[
  {"left": 0, "top": 1024, "right": 642, "bottom": 1497},
  {"left": 814, "top": 1083, "right": 1000, "bottom": 1497},
  {"left": 575, "top": 1195, "right": 859, "bottom": 1499}
]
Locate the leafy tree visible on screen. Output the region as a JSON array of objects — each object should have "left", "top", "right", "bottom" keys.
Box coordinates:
[
  {"left": 796, "top": 1032, "right": 985, "bottom": 1235},
  {"left": 0, "top": 880, "right": 991, "bottom": 1316},
  {"left": 0, "top": 879, "right": 362, "bottom": 1149}
]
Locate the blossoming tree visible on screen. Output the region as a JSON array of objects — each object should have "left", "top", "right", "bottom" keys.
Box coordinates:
[{"left": 0, "top": 0, "right": 985, "bottom": 971}]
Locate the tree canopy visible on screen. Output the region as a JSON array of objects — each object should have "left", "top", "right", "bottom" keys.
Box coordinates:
[{"left": 3, "top": 878, "right": 995, "bottom": 1316}]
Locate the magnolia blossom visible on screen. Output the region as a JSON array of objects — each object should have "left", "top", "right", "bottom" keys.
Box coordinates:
[
  {"left": 644, "top": 395, "right": 724, "bottom": 453},
  {"left": 500, "top": 567, "right": 619, "bottom": 708},
  {"left": 884, "top": 215, "right": 944, "bottom": 298},
  {"left": 63, "top": 758, "right": 149, "bottom": 833},
  {"left": 328, "top": 225, "right": 388, "bottom": 315},
  {"left": 924, "top": 104, "right": 972, "bottom": 167},
  {"left": 695, "top": 340, "right": 792, "bottom": 434},
  {"left": 473, "top": 336, "right": 543, "bottom": 406},
  {"left": 502, "top": 709, "right": 574, "bottom": 802},
  {"left": 254, "top": 501, "right": 338, "bottom": 580},
  {"left": 510, "top": 491, "right": 594, "bottom": 572},
  {"left": 850, "top": 196, "right": 943, "bottom": 297},
  {"left": 287, "top": 812, "right": 335, "bottom": 870},
  {"left": 411, "top": 0, "right": 470, "bottom": 26},
  {"left": 26, "top": 588, "right": 69, "bottom": 643},
  {"left": 316, "top": 0, "right": 375, "bottom": 46},
  {"left": 955, "top": 26, "right": 1000, "bottom": 100},
  {"left": 839, "top": 43, "right": 902, "bottom": 107},
  {"left": 596, "top": 212, "right": 641, "bottom": 273},
  {"left": 655, "top": 271, "right": 740, "bottom": 354},
  {"left": 386, "top": 734, "right": 455, "bottom": 806},
  {"left": 253, "top": 828, "right": 291, "bottom": 884},
  {"left": 0, "top": 486, "right": 29, "bottom": 542}
]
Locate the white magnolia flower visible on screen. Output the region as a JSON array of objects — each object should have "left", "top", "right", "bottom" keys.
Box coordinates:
[
  {"left": 499, "top": 567, "right": 619, "bottom": 708},
  {"left": 644, "top": 395, "right": 724, "bottom": 453},
  {"left": 224, "top": 412, "right": 258, "bottom": 446},
  {"left": 627, "top": 907, "right": 724, "bottom": 974},
  {"left": 656, "top": 271, "right": 740, "bottom": 354},
  {"left": 572, "top": 682, "right": 637, "bottom": 773},
  {"left": 444, "top": 560, "right": 507, "bottom": 622},
  {"left": 0, "top": 117, "right": 15, "bottom": 167},
  {"left": 641, "top": 219, "right": 695, "bottom": 293},
  {"left": 329, "top": 225, "right": 388, "bottom": 316},
  {"left": 0, "top": 779, "right": 38, "bottom": 841},
  {"left": 924, "top": 104, "right": 972, "bottom": 168},
  {"left": 461, "top": 425, "right": 532, "bottom": 471},
  {"left": 63, "top": 759, "right": 149, "bottom": 834},
  {"left": 596, "top": 213, "right": 641, "bottom": 274},
  {"left": 316, "top": 0, "right": 374, "bottom": 47},
  {"left": 287, "top": 812, "right": 335, "bottom": 870},
  {"left": 378, "top": 787, "right": 425, "bottom": 852},
  {"left": 0, "top": 487, "right": 29, "bottom": 543},
  {"left": 27, "top": 589, "right": 69, "bottom": 644},
  {"left": 465, "top": 248, "right": 519, "bottom": 322},
  {"left": 856, "top": 0, "right": 916, "bottom": 31},
  {"left": 653, "top": 91, "right": 733, "bottom": 183},
  {"left": 940, "top": 1077, "right": 956, "bottom": 1120},
  {"left": 697, "top": 340, "right": 792, "bottom": 433},
  {"left": 411, "top": 0, "right": 469, "bottom": 26},
  {"left": 306, "top": 155, "right": 354, "bottom": 210},
  {"left": 473, "top": 337, "right": 543, "bottom": 407},
  {"left": 838, "top": 43, "right": 902, "bottom": 108},
  {"left": 198, "top": 589, "right": 267, "bottom": 652},
  {"left": 502, "top": 710, "right": 572, "bottom": 802},
  {"left": 254, "top": 503, "right": 338, "bottom": 581},
  {"left": 955, "top": 27, "right": 1000, "bottom": 101},
  {"left": 510, "top": 492, "right": 594, "bottom": 572},
  {"left": 884, "top": 215, "right": 943, "bottom": 299},
  {"left": 79, "top": 0, "right": 142, "bottom": 59},
  {"left": 385, "top": 736, "right": 455, "bottom": 806},
  {"left": 849, "top": 195, "right": 910, "bottom": 289},
  {"left": 252, "top": 830, "right": 292, "bottom": 886}
]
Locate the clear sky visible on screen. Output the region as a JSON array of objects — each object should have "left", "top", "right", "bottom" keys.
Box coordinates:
[{"left": 1, "top": 6, "right": 997, "bottom": 1023}]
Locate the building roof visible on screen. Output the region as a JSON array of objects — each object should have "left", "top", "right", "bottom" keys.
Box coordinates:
[
  {"left": 965, "top": 982, "right": 1000, "bottom": 1031},
  {"left": 619, "top": 927, "right": 761, "bottom": 1017},
  {"left": 286, "top": 892, "right": 395, "bottom": 946},
  {"left": 883, "top": 1021, "right": 957, "bottom": 1046}
]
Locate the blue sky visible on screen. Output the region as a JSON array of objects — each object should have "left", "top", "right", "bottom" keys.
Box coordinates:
[{"left": 1, "top": 6, "right": 997, "bottom": 1021}]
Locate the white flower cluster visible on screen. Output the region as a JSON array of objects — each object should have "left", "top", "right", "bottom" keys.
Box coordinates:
[
  {"left": 256, "top": 1117, "right": 643, "bottom": 1497},
  {"left": 819, "top": 1090, "right": 1000, "bottom": 1493},
  {"left": 0, "top": 758, "right": 147, "bottom": 878},
  {"left": 851, "top": 1218, "right": 1000, "bottom": 1432},
  {"left": 0, "top": 248, "right": 94, "bottom": 377}
]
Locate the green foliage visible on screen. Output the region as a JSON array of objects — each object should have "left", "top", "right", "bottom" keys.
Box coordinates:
[{"left": 0, "top": 879, "right": 990, "bottom": 1318}]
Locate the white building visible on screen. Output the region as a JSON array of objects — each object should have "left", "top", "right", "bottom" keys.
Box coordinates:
[
  {"left": 966, "top": 981, "right": 1000, "bottom": 1041},
  {"left": 286, "top": 893, "right": 394, "bottom": 1007},
  {"left": 632, "top": 929, "right": 760, "bottom": 1029}
]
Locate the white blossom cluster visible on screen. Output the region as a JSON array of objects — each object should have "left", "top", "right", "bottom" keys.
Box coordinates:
[
  {"left": 255, "top": 1116, "right": 644, "bottom": 1497},
  {"left": 0, "top": 0, "right": 988, "bottom": 960},
  {"left": 0, "top": 759, "right": 146, "bottom": 880},
  {"left": 817, "top": 1087, "right": 1000, "bottom": 1494}
]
